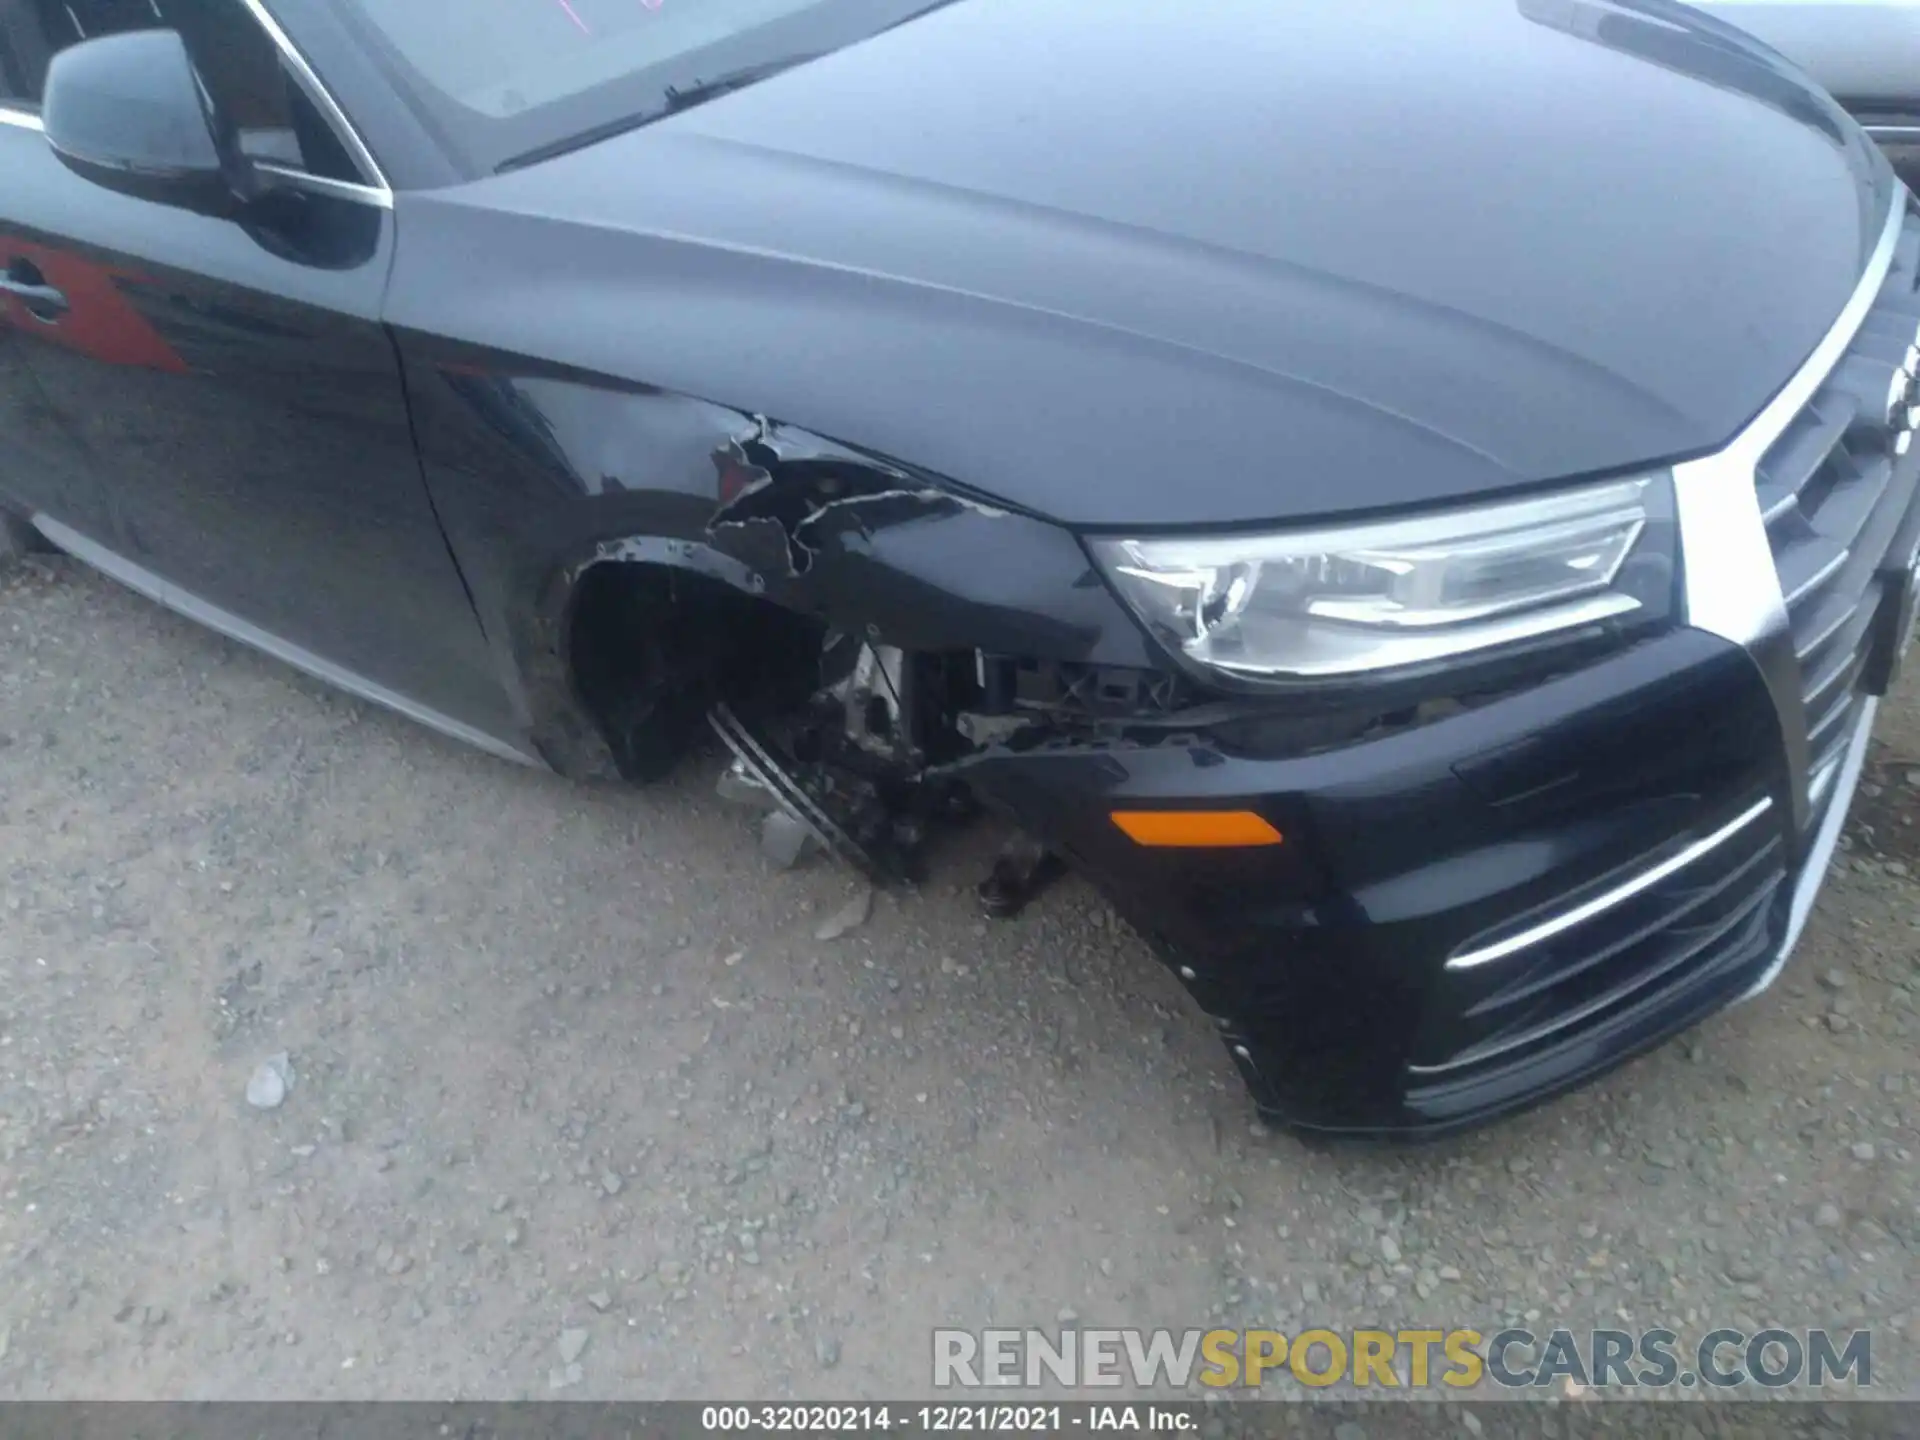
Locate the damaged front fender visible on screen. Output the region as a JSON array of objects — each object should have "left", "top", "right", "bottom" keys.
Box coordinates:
[
  {"left": 700, "top": 414, "right": 1146, "bottom": 664},
  {"left": 395, "top": 338, "right": 1161, "bottom": 777},
  {"left": 389, "top": 338, "right": 1293, "bottom": 900}
]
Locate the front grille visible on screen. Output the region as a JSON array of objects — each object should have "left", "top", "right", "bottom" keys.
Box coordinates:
[
  {"left": 1403, "top": 199, "right": 1917, "bottom": 1118},
  {"left": 1408, "top": 798, "right": 1785, "bottom": 1089},
  {"left": 1758, "top": 202, "right": 1920, "bottom": 815}
]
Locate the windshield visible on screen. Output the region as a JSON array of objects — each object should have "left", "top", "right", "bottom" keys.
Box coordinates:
[{"left": 330, "top": 0, "right": 952, "bottom": 175}]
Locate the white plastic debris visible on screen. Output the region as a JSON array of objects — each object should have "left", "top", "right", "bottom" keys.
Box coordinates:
[{"left": 814, "top": 886, "right": 874, "bottom": 941}]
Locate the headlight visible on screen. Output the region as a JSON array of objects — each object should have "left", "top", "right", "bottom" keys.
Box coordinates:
[{"left": 1090, "top": 475, "right": 1677, "bottom": 681}]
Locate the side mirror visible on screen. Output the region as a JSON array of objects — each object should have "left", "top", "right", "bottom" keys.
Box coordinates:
[{"left": 42, "top": 30, "right": 253, "bottom": 218}]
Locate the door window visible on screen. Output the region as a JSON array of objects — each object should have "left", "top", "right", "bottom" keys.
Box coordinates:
[{"left": 0, "top": 0, "right": 365, "bottom": 184}]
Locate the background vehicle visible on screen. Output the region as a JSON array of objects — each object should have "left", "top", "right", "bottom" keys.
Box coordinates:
[
  {"left": 1, "top": 0, "right": 1911, "bottom": 1136},
  {"left": 1691, "top": 0, "right": 1920, "bottom": 178}
]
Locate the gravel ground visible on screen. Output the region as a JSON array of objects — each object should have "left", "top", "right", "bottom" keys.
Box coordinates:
[{"left": 0, "top": 553, "right": 1915, "bottom": 1403}]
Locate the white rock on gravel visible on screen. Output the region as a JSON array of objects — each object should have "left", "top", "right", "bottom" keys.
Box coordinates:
[{"left": 245, "top": 1053, "right": 292, "bottom": 1110}]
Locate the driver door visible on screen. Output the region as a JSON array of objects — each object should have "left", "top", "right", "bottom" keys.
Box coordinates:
[{"left": 0, "top": 0, "right": 522, "bottom": 753}]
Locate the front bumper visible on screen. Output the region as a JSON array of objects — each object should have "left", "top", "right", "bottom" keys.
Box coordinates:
[
  {"left": 959, "top": 189, "right": 1920, "bottom": 1137},
  {"left": 962, "top": 631, "right": 1874, "bottom": 1136}
]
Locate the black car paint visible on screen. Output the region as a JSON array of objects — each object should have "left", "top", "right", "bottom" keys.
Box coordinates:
[
  {"left": 386, "top": 0, "right": 1884, "bottom": 531},
  {"left": 0, "top": 263, "right": 120, "bottom": 543},
  {"left": 0, "top": 0, "right": 1892, "bottom": 1134},
  {"left": 943, "top": 628, "right": 1786, "bottom": 1134},
  {"left": 0, "top": 128, "right": 516, "bottom": 738}
]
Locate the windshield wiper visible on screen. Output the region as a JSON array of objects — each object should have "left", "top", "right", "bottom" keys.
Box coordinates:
[
  {"left": 496, "top": 0, "right": 970, "bottom": 175},
  {"left": 497, "top": 53, "right": 818, "bottom": 173},
  {"left": 660, "top": 54, "right": 820, "bottom": 115}
]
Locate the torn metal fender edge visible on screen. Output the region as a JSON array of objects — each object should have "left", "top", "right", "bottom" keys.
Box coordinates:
[
  {"left": 557, "top": 513, "right": 1153, "bottom": 681},
  {"left": 705, "top": 415, "right": 1011, "bottom": 582},
  {"left": 712, "top": 484, "right": 1015, "bottom": 579},
  {"left": 515, "top": 531, "right": 775, "bottom": 781},
  {"left": 587, "top": 532, "right": 771, "bottom": 597}
]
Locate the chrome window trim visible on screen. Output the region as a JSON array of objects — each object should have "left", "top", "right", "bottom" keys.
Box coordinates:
[
  {"left": 1671, "top": 187, "right": 1907, "bottom": 838},
  {"left": 254, "top": 158, "right": 393, "bottom": 209},
  {"left": 236, "top": 0, "right": 392, "bottom": 199},
  {"left": 1443, "top": 796, "right": 1775, "bottom": 972},
  {"left": 0, "top": 105, "right": 44, "bottom": 131}
]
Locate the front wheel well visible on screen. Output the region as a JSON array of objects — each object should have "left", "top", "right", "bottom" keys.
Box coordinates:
[{"left": 564, "top": 558, "right": 823, "bottom": 784}]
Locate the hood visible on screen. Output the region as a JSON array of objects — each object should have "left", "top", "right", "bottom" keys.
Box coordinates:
[{"left": 389, "top": 0, "right": 1895, "bottom": 528}]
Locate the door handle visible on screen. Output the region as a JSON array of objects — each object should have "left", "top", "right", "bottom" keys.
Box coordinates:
[{"left": 1, "top": 262, "right": 69, "bottom": 323}]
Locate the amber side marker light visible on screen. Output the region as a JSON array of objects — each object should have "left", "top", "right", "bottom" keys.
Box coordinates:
[{"left": 1109, "top": 810, "right": 1284, "bottom": 848}]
